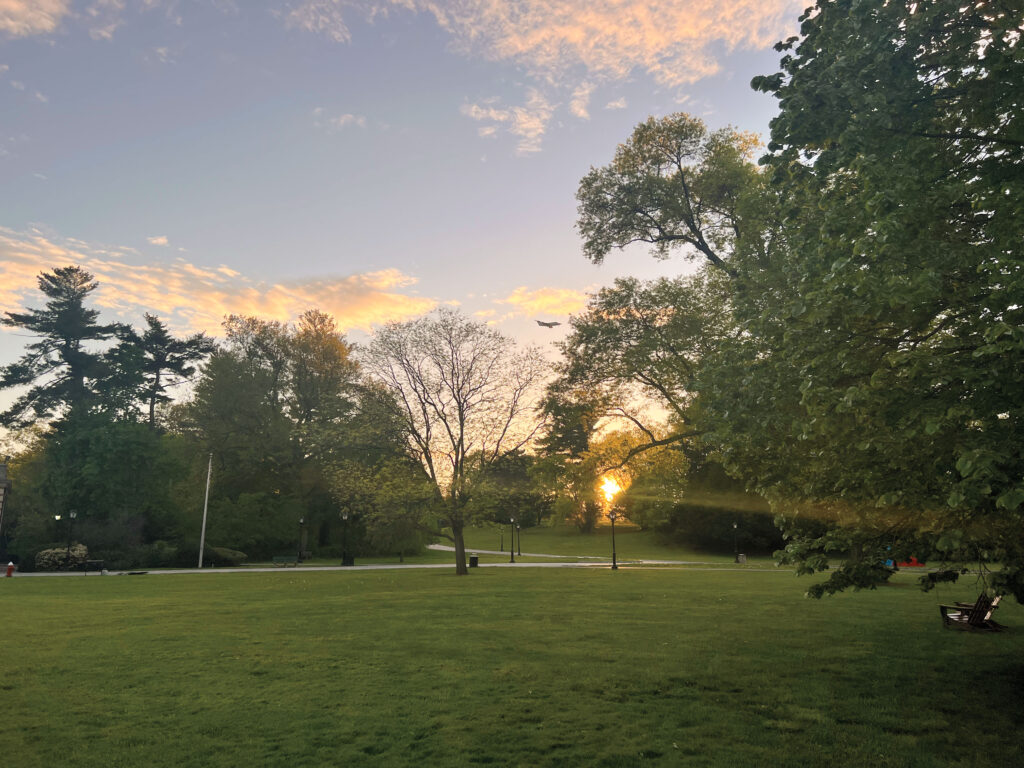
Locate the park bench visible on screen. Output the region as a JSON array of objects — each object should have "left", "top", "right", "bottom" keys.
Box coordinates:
[
  {"left": 939, "top": 594, "right": 1004, "bottom": 631},
  {"left": 273, "top": 556, "right": 298, "bottom": 567},
  {"left": 82, "top": 560, "right": 105, "bottom": 574}
]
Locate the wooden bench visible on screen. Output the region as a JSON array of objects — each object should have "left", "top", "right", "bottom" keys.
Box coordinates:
[
  {"left": 939, "top": 594, "right": 1004, "bottom": 631},
  {"left": 82, "top": 560, "right": 105, "bottom": 574},
  {"left": 273, "top": 556, "right": 297, "bottom": 567}
]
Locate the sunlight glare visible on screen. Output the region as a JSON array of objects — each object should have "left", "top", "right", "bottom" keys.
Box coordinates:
[{"left": 601, "top": 476, "right": 622, "bottom": 502}]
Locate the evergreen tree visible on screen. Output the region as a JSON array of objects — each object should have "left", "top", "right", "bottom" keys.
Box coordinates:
[
  {"left": 0, "top": 266, "right": 121, "bottom": 427},
  {"left": 116, "top": 314, "right": 215, "bottom": 427}
]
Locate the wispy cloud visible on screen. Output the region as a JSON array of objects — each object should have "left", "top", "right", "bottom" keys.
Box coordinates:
[
  {"left": 461, "top": 89, "right": 553, "bottom": 155},
  {"left": 147, "top": 235, "right": 169, "bottom": 246},
  {"left": 569, "top": 82, "right": 594, "bottom": 119},
  {"left": 285, "top": 0, "right": 355, "bottom": 43},
  {"left": 0, "top": 0, "right": 71, "bottom": 38},
  {"left": 0, "top": 227, "right": 436, "bottom": 335},
  {"left": 605, "top": 97, "right": 627, "bottom": 110},
  {"left": 498, "top": 285, "right": 587, "bottom": 317},
  {"left": 421, "top": 0, "right": 802, "bottom": 88},
  {"left": 285, "top": 1, "right": 801, "bottom": 151},
  {"left": 312, "top": 107, "right": 367, "bottom": 131}
]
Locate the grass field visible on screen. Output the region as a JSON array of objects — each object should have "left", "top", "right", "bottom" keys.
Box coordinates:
[{"left": 3, "top": 567, "right": 1021, "bottom": 767}]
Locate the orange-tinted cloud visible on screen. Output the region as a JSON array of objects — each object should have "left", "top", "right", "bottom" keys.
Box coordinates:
[
  {"left": 498, "top": 285, "right": 587, "bottom": 317},
  {"left": 0, "top": 0, "right": 70, "bottom": 37},
  {"left": 288, "top": 1, "right": 802, "bottom": 88},
  {"left": 461, "top": 88, "right": 553, "bottom": 154},
  {"left": 0, "top": 227, "right": 436, "bottom": 336},
  {"left": 422, "top": 0, "right": 803, "bottom": 88}
]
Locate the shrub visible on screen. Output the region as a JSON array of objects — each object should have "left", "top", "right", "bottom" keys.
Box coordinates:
[
  {"left": 210, "top": 547, "right": 248, "bottom": 566},
  {"left": 34, "top": 543, "right": 88, "bottom": 571}
]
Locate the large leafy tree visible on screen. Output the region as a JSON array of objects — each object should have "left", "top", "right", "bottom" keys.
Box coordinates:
[
  {"left": 549, "top": 270, "right": 734, "bottom": 465},
  {"left": 363, "top": 309, "right": 547, "bottom": 574},
  {"left": 704, "top": 0, "right": 1024, "bottom": 597},
  {"left": 0, "top": 266, "right": 121, "bottom": 426},
  {"left": 576, "top": 113, "right": 775, "bottom": 274}
]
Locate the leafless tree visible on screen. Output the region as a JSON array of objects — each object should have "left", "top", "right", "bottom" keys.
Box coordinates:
[{"left": 363, "top": 309, "right": 548, "bottom": 574}]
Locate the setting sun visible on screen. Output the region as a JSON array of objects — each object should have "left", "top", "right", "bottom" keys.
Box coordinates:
[{"left": 601, "top": 476, "right": 622, "bottom": 502}]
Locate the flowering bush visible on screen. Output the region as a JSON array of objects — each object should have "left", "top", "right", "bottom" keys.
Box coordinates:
[{"left": 34, "top": 543, "right": 88, "bottom": 571}]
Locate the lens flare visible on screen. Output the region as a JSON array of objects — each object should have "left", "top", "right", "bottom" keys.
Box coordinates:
[{"left": 601, "top": 476, "right": 622, "bottom": 502}]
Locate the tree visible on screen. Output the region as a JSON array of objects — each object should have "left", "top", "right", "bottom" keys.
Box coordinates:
[
  {"left": 549, "top": 271, "right": 734, "bottom": 466},
  {"left": 0, "top": 266, "right": 121, "bottom": 426},
  {"left": 703, "top": 0, "right": 1024, "bottom": 597},
  {"left": 363, "top": 309, "right": 547, "bottom": 574},
  {"left": 120, "top": 314, "right": 215, "bottom": 428},
  {"left": 571, "top": 114, "right": 769, "bottom": 467},
  {"left": 288, "top": 309, "right": 359, "bottom": 427},
  {"left": 576, "top": 113, "right": 772, "bottom": 275}
]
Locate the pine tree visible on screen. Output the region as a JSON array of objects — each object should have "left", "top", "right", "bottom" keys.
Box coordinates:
[{"left": 1, "top": 266, "right": 121, "bottom": 427}]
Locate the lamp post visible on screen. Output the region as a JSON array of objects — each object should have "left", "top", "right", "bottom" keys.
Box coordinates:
[
  {"left": 733, "top": 522, "right": 738, "bottom": 563},
  {"left": 340, "top": 510, "right": 350, "bottom": 566},
  {"left": 0, "top": 460, "right": 11, "bottom": 560},
  {"left": 54, "top": 511, "right": 77, "bottom": 567},
  {"left": 500, "top": 526, "right": 504, "bottom": 552},
  {"left": 509, "top": 517, "right": 516, "bottom": 564},
  {"left": 297, "top": 517, "right": 305, "bottom": 563},
  {"left": 516, "top": 523, "right": 521, "bottom": 556},
  {"left": 609, "top": 510, "right": 619, "bottom": 570},
  {"left": 68, "top": 511, "right": 77, "bottom": 565}
]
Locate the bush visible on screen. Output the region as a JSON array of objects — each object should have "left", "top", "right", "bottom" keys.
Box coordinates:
[
  {"left": 34, "top": 543, "right": 88, "bottom": 571},
  {"left": 210, "top": 547, "right": 248, "bottom": 566},
  {"left": 144, "top": 540, "right": 180, "bottom": 568},
  {"left": 175, "top": 544, "right": 248, "bottom": 567}
]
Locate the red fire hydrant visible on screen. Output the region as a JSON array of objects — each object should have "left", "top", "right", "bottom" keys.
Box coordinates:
[{"left": 5, "top": 562, "right": 14, "bottom": 578}]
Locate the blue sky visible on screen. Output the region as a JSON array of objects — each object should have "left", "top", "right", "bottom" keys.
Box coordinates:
[{"left": 1, "top": 0, "right": 803, "bottom": 355}]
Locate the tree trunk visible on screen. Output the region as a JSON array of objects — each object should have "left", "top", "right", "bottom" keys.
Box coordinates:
[
  {"left": 148, "top": 369, "right": 161, "bottom": 428},
  {"left": 452, "top": 520, "right": 468, "bottom": 575}
]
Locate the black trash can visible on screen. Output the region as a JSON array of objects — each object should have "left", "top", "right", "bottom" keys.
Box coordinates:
[{"left": 469, "top": 554, "right": 479, "bottom": 568}]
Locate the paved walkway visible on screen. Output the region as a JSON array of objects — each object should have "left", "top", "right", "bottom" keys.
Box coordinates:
[
  {"left": 7, "top": 547, "right": 769, "bottom": 577},
  {"left": 11, "top": 561, "right": 612, "bottom": 577},
  {"left": 428, "top": 543, "right": 721, "bottom": 566}
]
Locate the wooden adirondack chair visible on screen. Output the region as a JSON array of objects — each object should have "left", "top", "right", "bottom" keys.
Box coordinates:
[{"left": 939, "top": 594, "right": 1005, "bottom": 631}]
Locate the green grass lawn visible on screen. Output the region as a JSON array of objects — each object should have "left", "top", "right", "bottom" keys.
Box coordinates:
[{"left": 2, "top": 568, "right": 1021, "bottom": 767}]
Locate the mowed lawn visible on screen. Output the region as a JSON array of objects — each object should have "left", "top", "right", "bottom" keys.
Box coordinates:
[{"left": 2, "top": 568, "right": 1021, "bottom": 768}]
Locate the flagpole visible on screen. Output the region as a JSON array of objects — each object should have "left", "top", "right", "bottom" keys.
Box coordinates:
[{"left": 198, "top": 453, "right": 212, "bottom": 568}]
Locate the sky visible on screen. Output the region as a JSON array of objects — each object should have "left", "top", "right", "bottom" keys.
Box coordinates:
[{"left": 0, "top": 0, "right": 805, "bottom": 361}]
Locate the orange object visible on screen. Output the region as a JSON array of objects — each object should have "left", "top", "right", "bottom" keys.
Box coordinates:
[
  {"left": 5, "top": 562, "right": 14, "bottom": 577},
  {"left": 896, "top": 557, "right": 925, "bottom": 567}
]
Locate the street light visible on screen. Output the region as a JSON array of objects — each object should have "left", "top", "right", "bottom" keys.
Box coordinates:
[
  {"left": 297, "top": 517, "right": 305, "bottom": 563},
  {"left": 0, "top": 460, "right": 11, "bottom": 559},
  {"left": 733, "top": 522, "right": 738, "bottom": 563},
  {"left": 509, "top": 517, "right": 516, "bottom": 564},
  {"left": 499, "top": 526, "right": 504, "bottom": 552},
  {"left": 340, "top": 510, "right": 351, "bottom": 566},
  {"left": 55, "top": 511, "right": 77, "bottom": 567},
  {"left": 516, "top": 524, "right": 522, "bottom": 556},
  {"left": 601, "top": 475, "right": 622, "bottom": 570},
  {"left": 609, "top": 510, "right": 619, "bottom": 570}
]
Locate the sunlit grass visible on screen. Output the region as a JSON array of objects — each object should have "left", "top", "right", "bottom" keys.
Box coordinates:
[{"left": 2, "top": 569, "right": 1021, "bottom": 767}]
